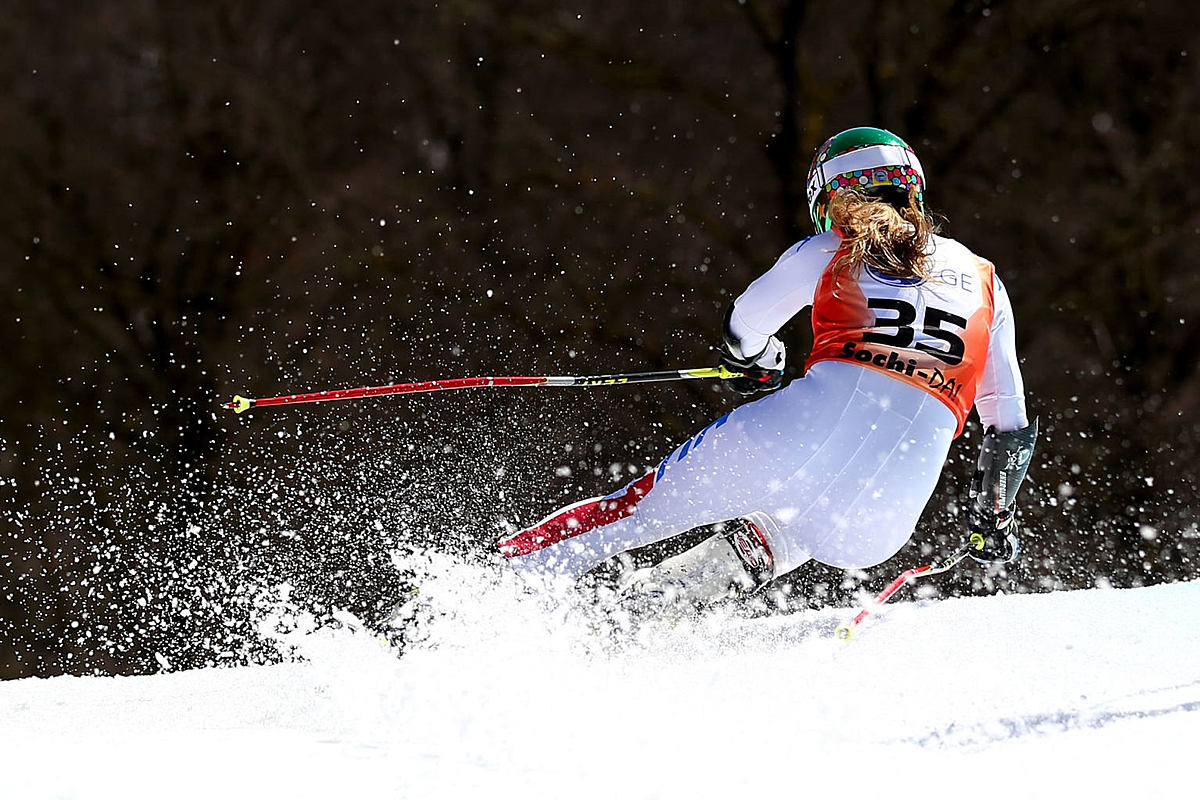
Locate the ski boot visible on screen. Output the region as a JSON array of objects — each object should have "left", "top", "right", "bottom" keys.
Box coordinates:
[{"left": 618, "top": 512, "right": 778, "bottom": 616}]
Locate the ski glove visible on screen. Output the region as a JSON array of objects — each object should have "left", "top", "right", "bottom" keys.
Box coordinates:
[
  {"left": 720, "top": 303, "right": 785, "bottom": 396},
  {"left": 720, "top": 349, "right": 783, "bottom": 395},
  {"left": 967, "top": 418, "right": 1038, "bottom": 564},
  {"left": 970, "top": 516, "right": 1021, "bottom": 564}
]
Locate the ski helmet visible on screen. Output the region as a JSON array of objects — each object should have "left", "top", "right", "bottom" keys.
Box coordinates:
[{"left": 805, "top": 127, "right": 926, "bottom": 234}]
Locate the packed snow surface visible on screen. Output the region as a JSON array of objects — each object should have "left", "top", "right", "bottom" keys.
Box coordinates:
[{"left": 3, "top": 558, "right": 1198, "bottom": 799}]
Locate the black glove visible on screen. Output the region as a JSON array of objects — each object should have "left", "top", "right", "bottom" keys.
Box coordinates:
[
  {"left": 719, "top": 303, "right": 785, "bottom": 395},
  {"left": 969, "top": 513, "right": 1020, "bottom": 563},
  {"left": 720, "top": 350, "right": 783, "bottom": 395}
]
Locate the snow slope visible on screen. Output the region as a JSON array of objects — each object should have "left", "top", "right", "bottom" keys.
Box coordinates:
[{"left": 3, "top": 560, "right": 1199, "bottom": 800}]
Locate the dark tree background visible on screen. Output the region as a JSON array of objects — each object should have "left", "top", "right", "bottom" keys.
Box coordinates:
[{"left": 1, "top": 0, "right": 1197, "bottom": 679}]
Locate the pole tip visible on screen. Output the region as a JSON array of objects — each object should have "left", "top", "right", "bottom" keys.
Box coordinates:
[
  {"left": 834, "top": 624, "right": 855, "bottom": 642},
  {"left": 228, "top": 395, "right": 253, "bottom": 414}
]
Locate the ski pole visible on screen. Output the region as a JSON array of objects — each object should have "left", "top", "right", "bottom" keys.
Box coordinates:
[
  {"left": 224, "top": 365, "right": 746, "bottom": 413},
  {"left": 834, "top": 543, "right": 974, "bottom": 641}
]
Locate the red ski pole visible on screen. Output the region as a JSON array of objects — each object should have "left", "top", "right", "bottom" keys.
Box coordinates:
[
  {"left": 224, "top": 365, "right": 744, "bottom": 414},
  {"left": 834, "top": 543, "right": 974, "bottom": 641}
]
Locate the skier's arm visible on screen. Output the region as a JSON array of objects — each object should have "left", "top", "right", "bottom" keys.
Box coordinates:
[
  {"left": 975, "top": 276, "right": 1028, "bottom": 433},
  {"left": 723, "top": 238, "right": 826, "bottom": 368},
  {"left": 969, "top": 275, "right": 1037, "bottom": 564}
]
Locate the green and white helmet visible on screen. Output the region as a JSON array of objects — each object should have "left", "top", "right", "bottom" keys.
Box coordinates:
[{"left": 805, "top": 127, "right": 926, "bottom": 233}]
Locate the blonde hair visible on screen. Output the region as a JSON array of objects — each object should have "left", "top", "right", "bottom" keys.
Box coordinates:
[{"left": 828, "top": 186, "right": 936, "bottom": 281}]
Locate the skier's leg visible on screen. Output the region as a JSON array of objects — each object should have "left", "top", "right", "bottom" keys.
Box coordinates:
[
  {"left": 500, "top": 361, "right": 955, "bottom": 591},
  {"left": 498, "top": 399, "right": 793, "bottom": 584},
  {"left": 499, "top": 367, "right": 845, "bottom": 585}
]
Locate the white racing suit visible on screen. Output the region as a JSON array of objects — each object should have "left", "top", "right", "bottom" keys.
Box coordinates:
[{"left": 498, "top": 231, "right": 1029, "bottom": 585}]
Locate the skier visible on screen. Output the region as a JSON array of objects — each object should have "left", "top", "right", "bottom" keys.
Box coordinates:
[{"left": 497, "top": 127, "right": 1037, "bottom": 612}]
